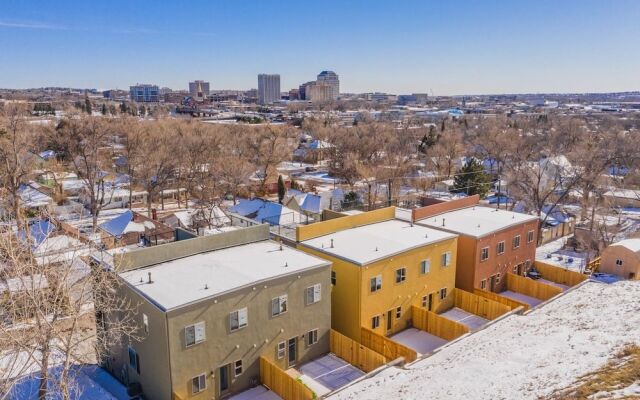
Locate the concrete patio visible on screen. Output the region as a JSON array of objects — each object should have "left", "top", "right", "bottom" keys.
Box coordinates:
[
  {"left": 499, "top": 290, "right": 543, "bottom": 307},
  {"left": 440, "top": 307, "right": 489, "bottom": 330},
  {"left": 391, "top": 327, "right": 448, "bottom": 355},
  {"left": 293, "top": 354, "right": 365, "bottom": 396}
]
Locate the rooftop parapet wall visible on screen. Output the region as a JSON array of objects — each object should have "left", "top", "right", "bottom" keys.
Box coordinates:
[
  {"left": 117, "top": 224, "right": 270, "bottom": 271},
  {"left": 296, "top": 207, "right": 396, "bottom": 242},
  {"left": 412, "top": 195, "right": 480, "bottom": 222}
]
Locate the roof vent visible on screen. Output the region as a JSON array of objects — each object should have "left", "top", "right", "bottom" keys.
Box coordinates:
[
  {"left": 204, "top": 283, "right": 208, "bottom": 290},
  {"left": 425, "top": 233, "right": 428, "bottom": 238},
  {"left": 330, "top": 238, "right": 334, "bottom": 248},
  {"left": 284, "top": 262, "right": 288, "bottom": 268},
  {"left": 477, "top": 224, "right": 481, "bottom": 228},
  {"left": 512, "top": 215, "right": 515, "bottom": 219},
  {"left": 147, "top": 272, "right": 153, "bottom": 284},
  {"left": 279, "top": 243, "right": 283, "bottom": 251},
  {"left": 375, "top": 246, "right": 378, "bottom": 252},
  {"left": 442, "top": 218, "right": 446, "bottom": 227}
]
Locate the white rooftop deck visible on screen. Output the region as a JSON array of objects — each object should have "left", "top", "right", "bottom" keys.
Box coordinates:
[
  {"left": 300, "top": 219, "right": 457, "bottom": 265},
  {"left": 417, "top": 206, "right": 538, "bottom": 238},
  {"left": 120, "top": 240, "right": 330, "bottom": 311}
]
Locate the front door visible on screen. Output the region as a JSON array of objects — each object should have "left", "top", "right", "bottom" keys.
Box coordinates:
[
  {"left": 516, "top": 263, "right": 523, "bottom": 276},
  {"left": 219, "top": 364, "right": 230, "bottom": 395},
  {"left": 489, "top": 275, "right": 496, "bottom": 292},
  {"left": 428, "top": 293, "right": 433, "bottom": 311},
  {"left": 386, "top": 310, "right": 393, "bottom": 332},
  {"left": 287, "top": 337, "right": 297, "bottom": 367}
]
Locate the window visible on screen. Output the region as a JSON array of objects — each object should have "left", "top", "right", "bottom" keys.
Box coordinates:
[
  {"left": 395, "top": 307, "right": 401, "bottom": 319},
  {"left": 277, "top": 341, "right": 286, "bottom": 359},
  {"left": 527, "top": 230, "right": 535, "bottom": 243},
  {"left": 331, "top": 270, "right": 336, "bottom": 285},
  {"left": 142, "top": 313, "right": 149, "bottom": 334},
  {"left": 306, "top": 329, "right": 318, "bottom": 346},
  {"left": 271, "top": 295, "right": 288, "bottom": 317},
  {"left": 439, "top": 287, "right": 447, "bottom": 300},
  {"left": 128, "top": 346, "right": 140, "bottom": 374},
  {"left": 306, "top": 284, "right": 322, "bottom": 305},
  {"left": 497, "top": 241, "right": 505, "bottom": 255},
  {"left": 420, "top": 259, "right": 431, "bottom": 274},
  {"left": 616, "top": 259, "right": 624, "bottom": 266},
  {"left": 480, "top": 247, "right": 489, "bottom": 262},
  {"left": 421, "top": 295, "right": 428, "bottom": 308},
  {"left": 234, "top": 360, "right": 243, "bottom": 377},
  {"left": 441, "top": 251, "right": 452, "bottom": 267},
  {"left": 230, "top": 308, "right": 248, "bottom": 332},
  {"left": 480, "top": 279, "right": 487, "bottom": 290},
  {"left": 185, "top": 321, "right": 206, "bottom": 347},
  {"left": 370, "top": 275, "right": 382, "bottom": 292},
  {"left": 192, "top": 373, "right": 206, "bottom": 394},
  {"left": 513, "top": 235, "right": 521, "bottom": 249},
  {"left": 395, "top": 268, "right": 406, "bottom": 283},
  {"left": 371, "top": 315, "right": 380, "bottom": 329},
  {"left": 496, "top": 273, "right": 501, "bottom": 284}
]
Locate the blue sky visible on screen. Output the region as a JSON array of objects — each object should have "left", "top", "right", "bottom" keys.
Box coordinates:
[{"left": 0, "top": 0, "right": 639, "bottom": 95}]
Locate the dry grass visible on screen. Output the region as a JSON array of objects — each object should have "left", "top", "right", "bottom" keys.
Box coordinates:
[{"left": 546, "top": 345, "right": 640, "bottom": 399}]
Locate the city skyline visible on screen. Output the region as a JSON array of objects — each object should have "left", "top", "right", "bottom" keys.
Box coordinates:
[{"left": 0, "top": 0, "right": 639, "bottom": 95}]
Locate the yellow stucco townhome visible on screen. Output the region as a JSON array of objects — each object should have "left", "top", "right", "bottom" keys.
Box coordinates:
[{"left": 296, "top": 207, "right": 458, "bottom": 342}]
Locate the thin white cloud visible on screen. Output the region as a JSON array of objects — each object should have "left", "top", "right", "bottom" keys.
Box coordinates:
[{"left": 0, "top": 20, "right": 68, "bottom": 30}]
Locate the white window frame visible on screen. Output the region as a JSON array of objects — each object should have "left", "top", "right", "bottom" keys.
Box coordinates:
[
  {"left": 185, "top": 321, "right": 206, "bottom": 347},
  {"left": 395, "top": 306, "right": 401, "bottom": 319},
  {"left": 229, "top": 308, "right": 248, "bottom": 332},
  {"left": 497, "top": 241, "right": 505, "bottom": 255},
  {"left": 191, "top": 373, "right": 206, "bottom": 394},
  {"left": 439, "top": 287, "right": 447, "bottom": 300},
  {"left": 441, "top": 251, "right": 452, "bottom": 267},
  {"left": 277, "top": 341, "right": 286, "bottom": 359},
  {"left": 480, "top": 247, "right": 489, "bottom": 262},
  {"left": 513, "top": 235, "right": 521, "bottom": 249},
  {"left": 306, "top": 329, "right": 319, "bottom": 346},
  {"left": 480, "top": 279, "right": 487, "bottom": 290},
  {"left": 271, "top": 295, "right": 288, "bottom": 317},
  {"left": 306, "top": 284, "right": 322, "bottom": 305},
  {"left": 370, "top": 275, "right": 382, "bottom": 292},
  {"left": 421, "top": 295, "right": 428, "bottom": 308},
  {"left": 234, "top": 360, "right": 243, "bottom": 377},
  {"left": 395, "top": 267, "right": 406, "bottom": 283},
  {"left": 527, "top": 230, "right": 535, "bottom": 243},
  {"left": 371, "top": 315, "right": 380, "bottom": 329},
  {"left": 420, "top": 259, "right": 431, "bottom": 274},
  {"left": 142, "top": 313, "right": 149, "bottom": 334}
]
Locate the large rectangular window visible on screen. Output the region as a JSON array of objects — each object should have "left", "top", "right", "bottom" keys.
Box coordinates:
[
  {"left": 306, "top": 284, "right": 322, "bottom": 305},
  {"left": 497, "top": 241, "right": 505, "bottom": 255},
  {"left": 185, "top": 322, "right": 206, "bottom": 347},
  {"left": 420, "top": 259, "right": 430, "bottom": 274},
  {"left": 230, "top": 308, "right": 248, "bottom": 332},
  {"left": 371, "top": 315, "right": 380, "bottom": 329},
  {"left": 192, "top": 373, "right": 206, "bottom": 394},
  {"left": 441, "top": 251, "right": 452, "bottom": 267},
  {"left": 306, "top": 329, "right": 318, "bottom": 346},
  {"left": 480, "top": 247, "right": 489, "bottom": 262},
  {"left": 395, "top": 268, "right": 406, "bottom": 283},
  {"left": 439, "top": 287, "right": 447, "bottom": 300},
  {"left": 527, "top": 230, "right": 535, "bottom": 243},
  {"left": 370, "top": 275, "right": 382, "bottom": 292},
  {"left": 271, "top": 295, "right": 288, "bottom": 317},
  {"left": 234, "top": 360, "right": 243, "bottom": 377},
  {"left": 513, "top": 235, "right": 521, "bottom": 249}
]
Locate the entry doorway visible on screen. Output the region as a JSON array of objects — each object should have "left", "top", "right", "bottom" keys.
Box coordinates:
[
  {"left": 386, "top": 310, "right": 393, "bottom": 332},
  {"left": 489, "top": 275, "right": 497, "bottom": 292},
  {"left": 427, "top": 293, "right": 433, "bottom": 311},
  {"left": 219, "top": 364, "right": 231, "bottom": 396},
  {"left": 287, "top": 337, "right": 297, "bottom": 367}
]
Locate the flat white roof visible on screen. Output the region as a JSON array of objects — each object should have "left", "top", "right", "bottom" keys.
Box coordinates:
[
  {"left": 300, "top": 219, "right": 457, "bottom": 266},
  {"left": 120, "top": 240, "right": 330, "bottom": 311},
  {"left": 416, "top": 206, "right": 538, "bottom": 238}
]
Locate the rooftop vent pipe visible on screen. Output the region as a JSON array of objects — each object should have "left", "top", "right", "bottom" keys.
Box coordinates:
[
  {"left": 147, "top": 272, "right": 153, "bottom": 284},
  {"left": 442, "top": 218, "right": 446, "bottom": 227},
  {"left": 330, "top": 239, "right": 334, "bottom": 248}
]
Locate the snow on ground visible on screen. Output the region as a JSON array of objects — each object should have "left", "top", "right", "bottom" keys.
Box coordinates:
[
  {"left": 331, "top": 281, "right": 640, "bottom": 400},
  {"left": 499, "top": 290, "right": 543, "bottom": 307},
  {"left": 390, "top": 328, "right": 448, "bottom": 355},
  {"left": 591, "top": 381, "right": 640, "bottom": 399},
  {"left": 440, "top": 307, "right": 489, "bottom": 330},
  {"left": 229, "top": 386, "right": 282, "bottom": 400}
]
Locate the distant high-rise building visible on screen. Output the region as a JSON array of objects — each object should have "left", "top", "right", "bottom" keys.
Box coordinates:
[
  {"left": 257, "top": 74, "right": 281, "bottom": 104},
  {"left": 307, "top": 83, "right": 333, "bottom": 103},
  {"left": 316, "top": 70, "right": 339, "bottom": 100},
  {"left": 288, "top": 88, "right": 300, "bottom": 100},
  {"left": 189, "top": 80, "right": 210, "bottom": 101},
  {"left": 129, "top": 84, "right": 160, "bottom": 102},
  {"left": 298, "top": 81, "right": 315, "bottom": 101}
]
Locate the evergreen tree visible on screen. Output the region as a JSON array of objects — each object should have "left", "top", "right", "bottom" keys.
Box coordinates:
[
  {"left": 277, "top": 175, "right": 286, "bottom": 204},
  {"left": 120, "top": 102, "right": 128, "bottom": 114},
  {"left": 452, "top": 158, "right": 490, "bottom": 197},
  {"left": 84, "top": 96, "right": 92, "bottom": 114},
  {"left": 101, "top": 103, "right": 108, "bottom": 115}
]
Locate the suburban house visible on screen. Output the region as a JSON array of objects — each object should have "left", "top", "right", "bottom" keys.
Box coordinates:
[
  {"left": 413, "top": 196, "right": 539, "bottom": 292},
  {"left": 102, "top": 224, "right": 331, "bottom": 400},
  {"left": 539, "top": 205, "right": 575, "bottom": 244},
  {"left": 97, "top": 210, "right": 175, "bottom": 249},
  {"left": 599, "top": 238, "right": 640, "bottom": 280},
  {"left": 295, "top": 207, "right": 458, "bottom": 342}
]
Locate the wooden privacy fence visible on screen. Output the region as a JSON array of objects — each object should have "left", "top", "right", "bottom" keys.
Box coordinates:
[
  {"left": 259, "top": 356, "right": 314, "bottom": 400},
  {"left": 473, "top": 288, "right": 529, "bottom": 311},
  {"left": 330, "top": 329, "right": 387, "bottom": 372},
  {"left": 534, "top": 261, "right": 588, "bottom": 287},
  {"left": 412, "top": 306, "right": 469, "bottom": 341},
  {"left": 453, "top": 288, "right": 511, "bottom": 320},
  {"left": 360, "top": 327, "right": 417, "bottom": 363},
  {"left": 506, "top": 272, "right": 563, "bottom": 301}
]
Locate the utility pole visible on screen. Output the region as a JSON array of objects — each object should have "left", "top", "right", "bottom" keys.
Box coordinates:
[{"left": 388, "top": 179, "right": 392, "bottom": 207}]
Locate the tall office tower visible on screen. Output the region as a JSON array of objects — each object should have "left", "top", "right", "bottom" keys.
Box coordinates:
[
  {"left": 129, "top": 84, "right": 160, "bottom": 102},
  {"left": 189, "top": 80, "right": 210, "bottom": 101},
  {"left": 316, "top": 70, "right": 339, "bottom": 100},
  {"left": 306, "top": 83, "right": 333, "bottom": 103},
  {"left": 257, "top": 74, "right": 281, "bottom": 104}
]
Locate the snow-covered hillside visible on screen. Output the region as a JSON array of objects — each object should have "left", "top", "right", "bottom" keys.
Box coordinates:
[{"left": 331, "top": 281, "right": 640, "bottom": 400}]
